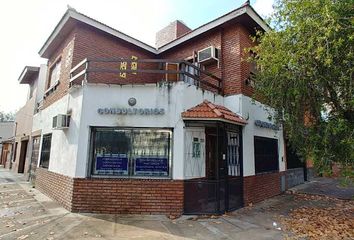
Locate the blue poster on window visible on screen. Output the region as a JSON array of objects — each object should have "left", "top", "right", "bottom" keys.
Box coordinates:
[
  {"left": 134, "top": 157, "right": 168, "bottom": 176},
  {"left": 96, "top": 154, "right": 128, "bottom": 174}
]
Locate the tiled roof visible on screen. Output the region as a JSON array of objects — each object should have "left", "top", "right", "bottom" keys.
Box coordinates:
[{"left": 182, "top": 100, "right": 247, "bottom": 125}]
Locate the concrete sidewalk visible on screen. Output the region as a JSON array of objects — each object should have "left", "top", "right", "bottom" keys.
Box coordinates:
[
  {"left": 289, "top": 177, "right": 354, "bottom": 200},
  {"left": 0, "top": 168, "right": 284, "bottom": 240},
  {"left": 2, "top": 168, "right": 352, "bottom": 240}
]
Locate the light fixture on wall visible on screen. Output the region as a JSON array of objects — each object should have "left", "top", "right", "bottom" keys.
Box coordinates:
[{"left": 128, "top": 97, "right": 137, "bottom": 106}]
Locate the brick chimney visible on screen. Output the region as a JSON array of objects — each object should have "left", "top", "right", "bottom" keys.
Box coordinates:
[{"left": 156, "top": 20, "right": 191, "bottom": 49}]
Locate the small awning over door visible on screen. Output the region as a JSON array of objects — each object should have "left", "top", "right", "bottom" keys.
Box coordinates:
[{"left": 181, "top": 100, "right": 247, "bottom": 125}]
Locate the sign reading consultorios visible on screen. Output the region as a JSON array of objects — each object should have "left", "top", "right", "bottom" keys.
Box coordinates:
[
  {"left": 97, "top": 107, "right": 165, "bottom": 115},
  {"left": 254, "top": 120, "right": 279, "bottom": 130}
]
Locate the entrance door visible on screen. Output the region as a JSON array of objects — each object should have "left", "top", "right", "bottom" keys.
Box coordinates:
[
  {"left": 206, "top": 127, "right": 227, "bottom": 213},
  {"left": 206, "top": 133, "right": 217, "bottom": 179},
  {"left": 1, "top": 144, "right": 9, "bottom": 166},
  {"left": 18, "top": 140, "right": 28, "bottom": 173},
  {"left": 206, "top": 129, "right": 243, "bottom": 212},
  {"left": 184, "top": 125, "right": 243, "bottom": 215},
  {"left": 29, "top": 137, "right": 40, "bottom": 182},
  {"left": 226, "top": 131, "right": 243, "bottom": 210}
]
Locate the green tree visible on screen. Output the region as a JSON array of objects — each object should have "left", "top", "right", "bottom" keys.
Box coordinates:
[
  {"left": 0, "top": 111, "right": 15, "bottom": 122},
  {"left": 250, "top": 0, "right": 354, "bottom": 175}
]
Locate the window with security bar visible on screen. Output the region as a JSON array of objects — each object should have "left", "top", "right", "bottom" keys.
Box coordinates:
[
  {"left": 91, "top": 127, "right": 172, "bottom": 178},
  {"left": 227, "top": 132, "right": 240, "bottom": 176}
]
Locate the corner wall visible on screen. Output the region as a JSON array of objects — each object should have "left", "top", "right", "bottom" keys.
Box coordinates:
[
  {"left": 35, "top": 168, "right": 184, "bottom": 215},
  {"left": 243, "top": 172, "right": 284, "bottom": 205},
  {"left": 35, "top": 168, "right": 74, "bottom": 210}
]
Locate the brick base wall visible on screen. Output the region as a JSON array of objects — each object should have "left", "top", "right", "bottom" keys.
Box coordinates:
[
  {"left": 72, "top": 178, "right": 184, "bottom": 215},
  {"left": 35, "top": 168, "right": 74, "bottom": 210},
  {"left": 243, "top": 172, "right": 283, "bottom": 205},
  {"left": 36, "top": 169, "right": 285, "bottom": 214},
  {"left": 35, "top": 169, "right": 184, "bottom": 215}
]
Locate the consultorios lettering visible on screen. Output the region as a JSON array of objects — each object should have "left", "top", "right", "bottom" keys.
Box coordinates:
[
  {"left": 97, "top": 107, "right": 165, "bottom": 115},
  {"left": 254, "top": 120, "right": 279, "bottom": 130}
]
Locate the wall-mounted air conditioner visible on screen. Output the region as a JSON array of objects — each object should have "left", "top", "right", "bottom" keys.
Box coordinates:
[
  {"left": 197, "top": 46, "right": 219, "bottom": 65},
  {"left": 52, "top": 114, "right": 70, "bottom": 130}
]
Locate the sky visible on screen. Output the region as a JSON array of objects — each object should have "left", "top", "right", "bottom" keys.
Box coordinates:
[{"left": 0, "top": 0, "right": 274, "bottom": 113}]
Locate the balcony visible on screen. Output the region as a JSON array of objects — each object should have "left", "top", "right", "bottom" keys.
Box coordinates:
[{"left": 70, "top": 58, "right": 222, "bottom": 94}]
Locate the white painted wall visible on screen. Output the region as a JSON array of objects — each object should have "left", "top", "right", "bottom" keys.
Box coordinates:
[
  {"left": 184, "top": 127, "right": 206, "bottom": 179},
  {"left": 225, "top": 94, "right": 286, "bottom": 176},
  {"left": 75, "top": 82, "right": 223, "bottom": 179},
  {"left": 33, "top": 81, "right": 285, "bottom": 180},
  {"left": 32, "top": 88, "right": 84, "bottom": 177}
]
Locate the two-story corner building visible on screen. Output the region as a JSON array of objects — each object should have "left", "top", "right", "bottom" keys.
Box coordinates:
[
  {"left": 11, "top": 65, "right": 47, "bottom": 178},
  {"left": 30, "top": 3, "right": 287, "bottom": 215}
]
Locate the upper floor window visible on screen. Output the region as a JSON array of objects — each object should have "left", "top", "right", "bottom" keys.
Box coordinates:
[
  {"left": 245, "top": 51, "right": 257, "bottom": 87},
  {"left": 48, "top": 60, "right": 61, "bottom": 89}
]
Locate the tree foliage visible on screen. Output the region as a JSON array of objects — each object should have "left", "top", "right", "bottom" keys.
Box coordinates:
[
  {"left": 250, "top": 0, "right": 354, "bottom": 174},
  {"left": 0, "top": 111, "right": 15, "bottom": 122}
]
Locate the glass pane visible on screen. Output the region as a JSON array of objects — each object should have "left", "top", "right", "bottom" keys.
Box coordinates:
[
  {"left": 227, "top": 132, "right": 240, "bottom": 176},
  {"left": 40, "top": 134, "right": 52, "bottom": 168},
  {"left": 132, "top": 130, "right": 171, "bottom": 177},
  {"left": 91, "top": 128, "right": 172, "bottom": 178},
  {"left": 92, "top": 129, "right": 131, "bottom": 176},
  {"left": 254, "top": 136, "right": 279, "bottom": 174}
]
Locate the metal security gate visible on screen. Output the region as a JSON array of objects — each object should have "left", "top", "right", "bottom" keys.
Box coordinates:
[
  {"left": 226, "top": 131, "right": 243, "bottom": 211},
  {"left": 28, "top": 136, "right": 40, "bottom": 182},
  {"left": 184, "top": 123, "right": 243, "bottom": 214}
]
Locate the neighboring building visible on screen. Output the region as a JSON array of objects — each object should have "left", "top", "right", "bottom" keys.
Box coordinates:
[
  {"left": 20, "top": 2, "right": 292, "bottom": 215},
  {"left": 11, "top": 65, "right": 47, "bottom": 179},
  {"left": 0, "top": 121, "right": 15, "bottom": 167}
]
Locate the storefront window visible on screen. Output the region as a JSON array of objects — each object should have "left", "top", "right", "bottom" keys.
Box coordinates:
[{"left": 91, "top": 128, "right": 172, "bottom": 178}]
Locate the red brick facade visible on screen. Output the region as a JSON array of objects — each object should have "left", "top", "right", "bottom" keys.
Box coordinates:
[
  {"left": 35, "top": 168, "right": 74, "bottom": 210},
  {"left": 243, "top": 172, "right": 284, "bottom": 205},
  {"left": 160, "top": 24, "right": 255, "bottom": 96},
  {"left": 72, "top": 24, "right": 160, "bottom": 85},
  {"left": 41, "top": 17, "right": 256, "bottom": 110},
  {"left": 36, "top": 167, "right": 285, "bottom": 214},
  {"left": 35, "top": 168, "right": 184, "bottom": 215},
  {"left": 42, "top": 29, "right": 76, "bottom": 109},
  {"left": 72, "top": 178, "right": 183, "bottom": 215}
]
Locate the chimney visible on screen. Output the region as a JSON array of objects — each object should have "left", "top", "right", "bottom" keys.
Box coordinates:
[{"left": 155, "top": 20, "right": 191, "bottom": 49}]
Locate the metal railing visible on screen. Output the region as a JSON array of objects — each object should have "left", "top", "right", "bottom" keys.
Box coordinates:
[{"left": 70, "top": 58, "right": 223, "bottom": 94}]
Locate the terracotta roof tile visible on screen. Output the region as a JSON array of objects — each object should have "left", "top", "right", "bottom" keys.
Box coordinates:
[{"left": 181, "top": 100, "right": 247, "bottom": 125}]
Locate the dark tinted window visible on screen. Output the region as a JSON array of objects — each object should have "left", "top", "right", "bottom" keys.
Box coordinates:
[
  {"left": 254, "top": 136, "right": 278, "bottom": 174},
  {"left": 91, "top": 128, "right": 172, "bottom": 178},
  {"left": 40, "top": 134, "right": 52, "bottom": 168}
]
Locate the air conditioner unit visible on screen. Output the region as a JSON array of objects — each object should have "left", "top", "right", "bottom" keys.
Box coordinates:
[
  {"left": 52, "top": 114, "right": 70, "bottom": 130},
  {"left": 197, "top": 46, "right": 219, "bottom": 65}
]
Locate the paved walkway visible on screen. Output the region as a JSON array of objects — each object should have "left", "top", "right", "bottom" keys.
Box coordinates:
[
  {"left": 290, "top": 177, "right": 354, "bottom": 200},
  {"left": 1, "top": 168, "right": 352, "bottom": 240}
]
